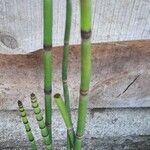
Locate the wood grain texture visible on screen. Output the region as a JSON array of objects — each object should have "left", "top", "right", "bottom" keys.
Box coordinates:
[
  {"left": 0, "top": 0, "right": 149, "bottom": 54},
  {"left": 0, "top": 40, "right": 150, "bottom": 110}
]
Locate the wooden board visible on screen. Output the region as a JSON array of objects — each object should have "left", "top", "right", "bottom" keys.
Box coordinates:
[
  {"left": 0, "top": 40, "right": 150, "bottom": 110},
  {"left": 0, "top": 0, "right": 150, "bottom": 54}
]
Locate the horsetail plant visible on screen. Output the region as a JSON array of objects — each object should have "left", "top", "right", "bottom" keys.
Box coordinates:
[
  {"left": 54, "top": 94, "right": 75, "bottom": 147},
  {"left": 74, "top": 0, "right": 92, "bottom": 149},
  {"left": 17, "top": 100, "right": 37, "bottom": 150},
  {"left": 17, "top": 0, "right": 92, "bottom": 149},
  {"left": 43, "top": 0, "right": 53, "bottom": 143},
  {"left": 62, "top": 0, "right": 73, "bottom": 149},
  {"left": 30, "top": 93, "right": 52, "bottom": 150}
]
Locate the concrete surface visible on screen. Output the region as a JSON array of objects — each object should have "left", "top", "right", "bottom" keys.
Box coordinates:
[
  {"left": 0, "top": 108, "right": 150, "bottom": 149},
  {"left": 1, "top": 136, "right": 150, "bottom": 150},
  {"left": 0, "top": 0, "right": 150, "bottom": 54}
]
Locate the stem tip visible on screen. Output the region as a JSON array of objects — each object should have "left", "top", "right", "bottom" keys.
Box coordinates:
[
  {"left": 17, "top": 100, "right": 23, "bottom": 107},
  {"left": 54, "top": 93, "right": 61, "bottom": 98},
  {"left": 31, "top": 93, "right": 35, "bottom": 97}
]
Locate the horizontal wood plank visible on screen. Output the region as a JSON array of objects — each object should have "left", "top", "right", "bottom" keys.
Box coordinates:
[
  {"left": 0, "top": 0, "right": 149, "bottom": 54},
  {"left": 0, "top": 40, "right": 150, "bottom": 109}
]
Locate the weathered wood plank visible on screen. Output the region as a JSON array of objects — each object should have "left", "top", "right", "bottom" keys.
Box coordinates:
[
  {"left": 0, "top": 40, "right": 150, "bottom": 110},
  {"left": 0, "top": 0, "right": 149, "bottom": 54}
]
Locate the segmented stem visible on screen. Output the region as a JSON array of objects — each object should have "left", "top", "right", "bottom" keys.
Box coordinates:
[
  {"left": 54, "top": 94, "right": 75, "bottom": 147},
  {"left": 17, "top": 101, "right": 37, "bottom": 150},
  {"left": 30, "top": 93, "right": 52, "bottom": 150},
  {"left": 74, "top": 0, "right": 92, "bottom": 149},
  {"left": 43, "top": 0, "right": 53, "bottom": 142},
  {"left": 62, "top": 0, "right": 72, "bottom": 149}
]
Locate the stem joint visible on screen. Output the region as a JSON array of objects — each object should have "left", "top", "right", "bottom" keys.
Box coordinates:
[
  {"left": 81, "top": 30, "right": 92, "bottom": 40},
  {"left": 80, "top": 89, "right": 89, "bottom": 96},
  {"left": 44, "top": 89, "right": 52, "bottom": 95},
  {"left": 76, "top": 133, "right": 84, "bottom": 140},
  {"left": 44, "top": 45, "right": 52, "bottom": 51}
]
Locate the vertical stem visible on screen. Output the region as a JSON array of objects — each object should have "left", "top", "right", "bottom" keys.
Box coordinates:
[
  {"left": 31, "top": 93, "right": 52, "bottom": 150},
  {"left": 62, "top": 0, "right": 72, "bottom": 149},
  {"left": 43, "top": 0, "right": 53, "bottom": 143},
  {"left": 54, "top": 94, "right": 75, "bottom": 147},
  {"left": 74, "top": 0, "right": 92, "bottom": 149},
  {"left": 17, "top": 101, "right": 37, "bottom": 150}
]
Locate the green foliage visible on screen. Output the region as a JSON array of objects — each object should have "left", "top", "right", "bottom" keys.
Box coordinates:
[
  {"left": 43, "top": 0, "right": 53, "bottom": 142},
  {"left": 31, "top": 93, "right": 52, "bottom": 150},
  {"left": 74, "top": 1, "right": 92, "bottom": 149},
  {"left": 17, "top": 101, "right": 37, "bottom": 150},
  {"left": 17, "top": 0, "right": 91, "bottom": 150},
  {"left": 54, "top": 94, "right": 75, "bottom": 147},
  {"left": 62, "top": 0, "right": 73, "bottom": 149}
]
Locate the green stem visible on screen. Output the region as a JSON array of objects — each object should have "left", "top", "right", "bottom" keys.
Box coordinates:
[
  {"left": 17, "top": 101, "right": 37, "bottom": 150},
  {"left": 62, "top": 0, "right": 72, "bottom": 149},
  {"left": 43, "top": 0, "right": 53, "bottom": 142},
  {"left": 74, "top": 0, "right": 92, "bottom": 149},
  {"left": 67, "top": 134, "right": 71, "bottom": 150},
  {"left": 30, "top": 93, "right": 52, "bottom": 150},
  {"left": 54, "top": 94, "right": 75, "bottom": 147}
]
